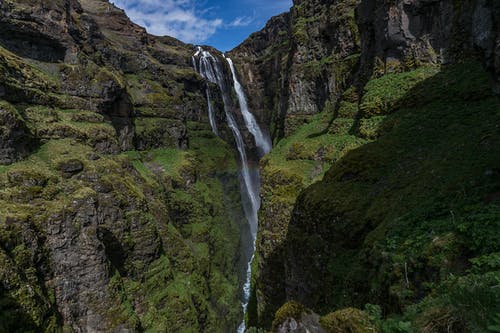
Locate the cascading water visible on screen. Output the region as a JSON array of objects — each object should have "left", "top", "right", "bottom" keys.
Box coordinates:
[
  {"left": 225, "top": 56, "right": 272, "bottom": 333},
  {"left": 226, "top": 57, "right": 272, "bottom": 156},
  {"left": 195, "top": 47, "right": 220, "bottom": 135},
  {"left": 193, "top": 48, "right": 271, "bottom": 332}
]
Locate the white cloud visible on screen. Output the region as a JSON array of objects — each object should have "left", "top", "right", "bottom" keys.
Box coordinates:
[
  {"left": 227, "top": 16, "right": 254, "bottom": 28},
  {"left": 112, "top": 0, "right": 223, "bottom": 43}
]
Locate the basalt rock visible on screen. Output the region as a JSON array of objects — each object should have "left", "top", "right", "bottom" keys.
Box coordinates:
[
  {"left": 356, "top": 0, "right": 499, "bottom": 85},
  {"left": 230, "top": 0, "right": 361, "bottom": 139},
  {"left": 0, "top": 103, "right": 36, "bottom": 165},
  {"left": 57, "top": 158, "right": 84, "bottom": 177},
  {"left": 0, "top": 0, "right": 77, "bottom": 63}
]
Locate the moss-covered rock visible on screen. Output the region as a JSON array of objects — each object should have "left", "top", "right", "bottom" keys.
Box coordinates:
[
  {"left": 272, "top": 301, "right": 326, "bottom": 333},
  {"left": 134, "top": 117, "right": 187, "bottom": 150},
  {"left": 251, "top": 89, "right": 369, "bottom": 328},
  {"left": 0, "top": 126, "right": 245, "bottom": 331},
  {"left": 272, "top": 301, "right": 309, "bottom": 330},
  {"left": 229, "top": 0, "right": 361, "bottom": 141},
  {"left": 320, "top": 308, "right": 378, "bottom": 333},
  {"left": 56, "top": 158, "right": 84, "bottom": 178},
  {"left": 0, "top": 101, "right": 36, "bottom": 165}
]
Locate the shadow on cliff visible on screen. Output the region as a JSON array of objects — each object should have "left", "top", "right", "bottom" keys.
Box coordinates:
[
  {"left": 307, "top": 0, "right": 377, "bottom": 140},
  {"left": 0, "top": 286, "right": 39, "bottom": 332},
  {"left": 97, "top": 227, "right": 127, "bottom": 275},
  {"left": 254, "top": 60, "right": 500, "bottom": 328}
]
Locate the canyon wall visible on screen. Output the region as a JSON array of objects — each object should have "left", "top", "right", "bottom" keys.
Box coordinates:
[
  {"left": 0, "top": 0, "right": 248, "bottom": 331},
  {"left": 230, "top": 0, "right": 500, "bottom": 330}
]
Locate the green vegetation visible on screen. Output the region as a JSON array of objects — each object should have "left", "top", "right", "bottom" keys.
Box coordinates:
[
  {"left": 266, "top": 60, "right": 500, "bottom": 331},
  {"left": 109, "top": 128, "right": 244, "bottom": 332},
  {"left": 0, "top": 2, "right": 246, "bottom": 331},
  {"left": 359, "top": 66, "right": 439, "bottom": 118},
  {"left": 126, "top": 74, "right": 180, "bottom": 110},
  {"left": 134, "top": 117, "right": 183, "bottom": 149},
  {"left": 0, "top": 112, "right": 244, "bottom": 332},
  {"left": 252, "top": 83, "right": 369, "bottom": 327},
  {"left": 272, "top": 301, "right": 309, "bottom": 331},
  {"left": 20, "top": 106, "right": 118, "bottom": 150},
  {"left": 320, "top": 308, "right": 378, "bottom": 333},
  {"left": 258, "top": 106, "right": 369, "bottom": 258}
]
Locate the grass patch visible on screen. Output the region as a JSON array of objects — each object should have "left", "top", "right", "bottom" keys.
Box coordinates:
[
  {"left": 359, "top": 65, "right": 439, "bottom": 117},
  {"left": 20, "top": 106, "right": 117, "bottom": 150}
]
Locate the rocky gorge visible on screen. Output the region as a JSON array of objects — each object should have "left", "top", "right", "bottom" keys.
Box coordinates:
[{"left": 0, "top": 0, "right": 499, "bottom": 332}]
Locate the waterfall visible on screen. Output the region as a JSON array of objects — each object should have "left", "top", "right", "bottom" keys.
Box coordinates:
[
  {"left": 194, "top": 47, "right": 220, "bottom": 135},
  {"left": 226, "top": 57, "right": 272, "bottom": 156},
  {"left": 193, "top": 48, "right": 270, "bottom": 333},
  {"left": 225, "top": 56, "right": 271, "bottom": 333}
]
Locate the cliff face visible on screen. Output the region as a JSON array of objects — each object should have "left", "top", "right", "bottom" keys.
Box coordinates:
[
  {"left": 231, "top": 0, "right": 499, "bottom": 137},
  {"left": 0, "top": 0, "right": 208, "bottom": 155},
  {"left": 230, "top": 0, "right": 361, "bottom": 140},
  {"left": 230, "top": 4, "right": 364, "bottom": 324},
  {"left": 229, "top": 0, "right": 500, "bottom": 330},
  {"left": 355, "top": 0, "right": 500, "bottom": 89},
  {"left": 0, "top": 1, "right": 247, "bottom": 332}
]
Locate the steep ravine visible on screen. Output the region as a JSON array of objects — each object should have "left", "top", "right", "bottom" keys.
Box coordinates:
[{"left": 0, "top": 0, "right": 499, "bottom": 332}]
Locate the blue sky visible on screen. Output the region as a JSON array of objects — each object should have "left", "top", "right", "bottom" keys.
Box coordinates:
[{"left": 112, "top": 0, "right": 292, "bottom": 51}]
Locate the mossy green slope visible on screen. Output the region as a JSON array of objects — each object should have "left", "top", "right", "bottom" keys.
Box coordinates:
[
  {"left": 274, "top": 61, "right": 499, "bottom": 332},
  {"left": 0, "top": 119, "right": 245, "bottom": 332}
]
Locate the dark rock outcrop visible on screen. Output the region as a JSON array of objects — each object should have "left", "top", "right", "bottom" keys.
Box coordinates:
[
  {"left": 0, "top": 0, "right": 76, "bottom": 62},
  {"left": 271, "top": 302, "right": 377, "bottom": 333},
  {"left": 356, "top": 0, "right": 500, "bottom": 88},
  {"left": 230, "top": 0, "right": 361, "bottom": 139},
  {"left": 57, "top": 158, "right": 84, "bottom": 177},
  {"left": 0, "top": 103, "right": 36, "bottom": 164},
  {"left": 43, "top": 167, "right": 166, "bottom": 332}
]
